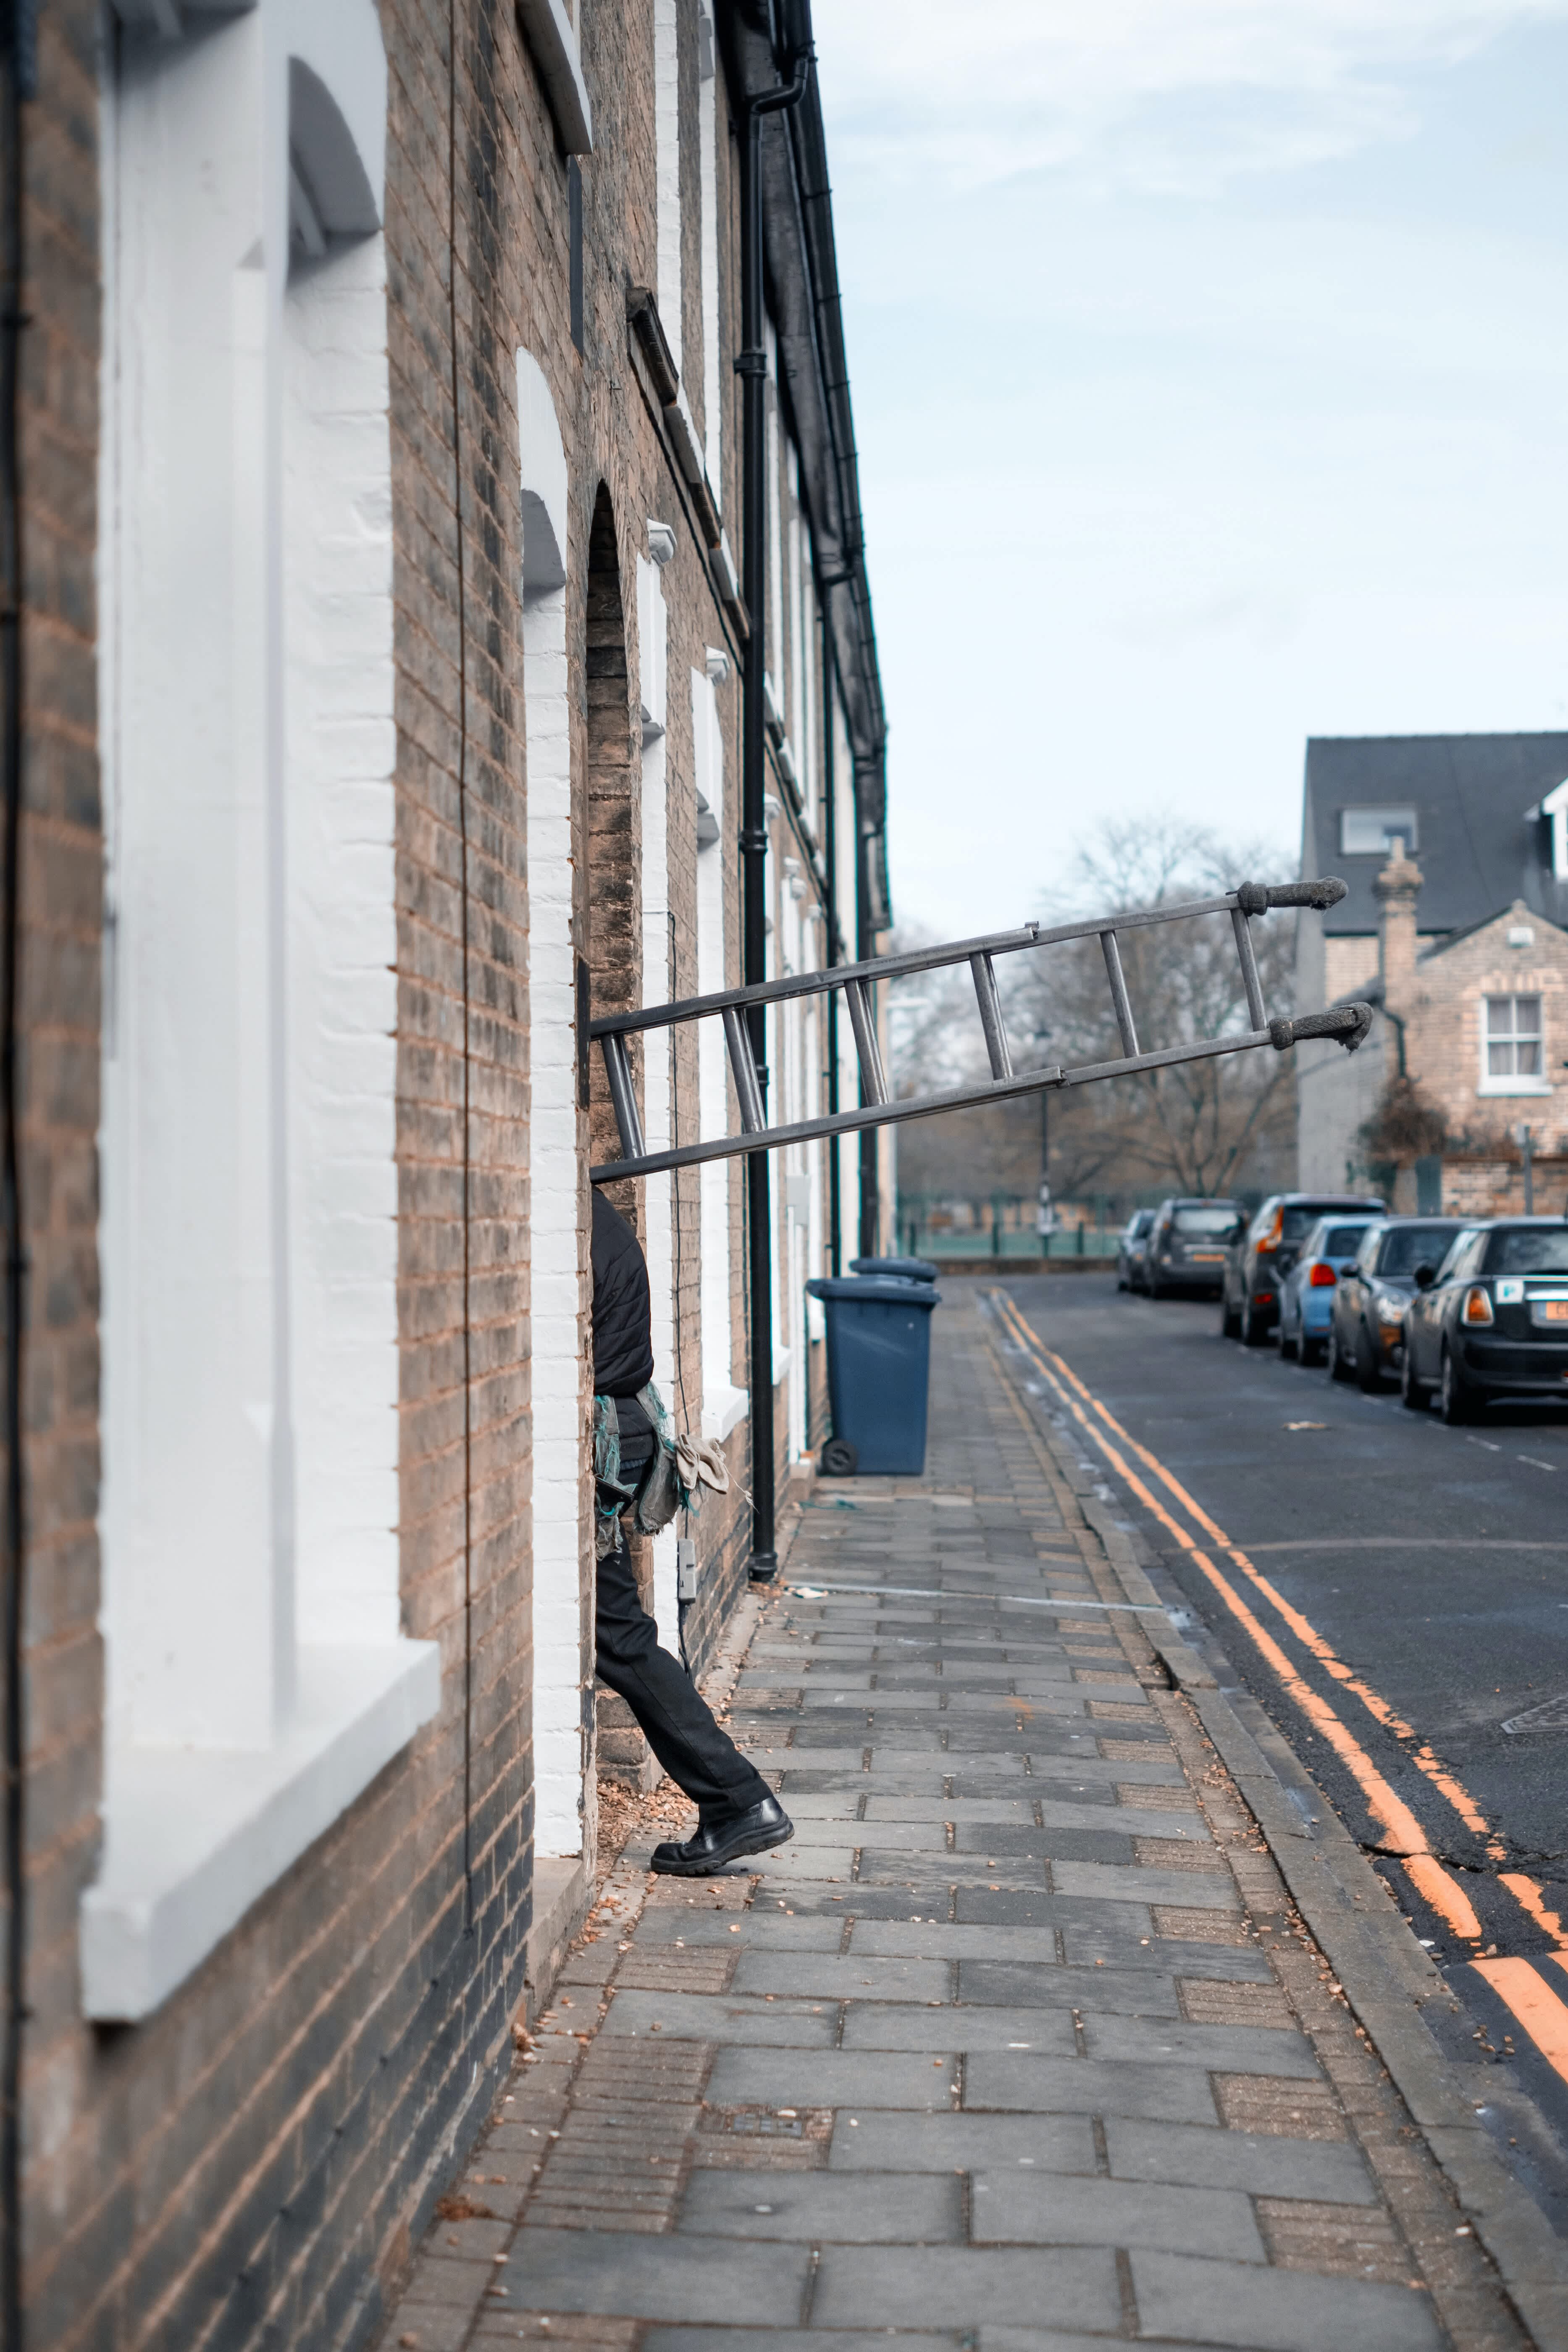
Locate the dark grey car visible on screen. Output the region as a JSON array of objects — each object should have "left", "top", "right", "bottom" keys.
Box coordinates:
[
  {"left": 1220, "top": 1189, "right": 1386, "bottom": 1346},
  {"left": 1327, "top": 1215, "right": 1465, "bottom": 1390},
  {"left": 1144, "top": 1198, "right": 1243, "bottom": 1299},
  {"left": 1116, "top": 1209, "right": 1156, "bottom": 1293},
  {"left": 1402, "top": 1218, "right": 1568, "bottom": 1422}
]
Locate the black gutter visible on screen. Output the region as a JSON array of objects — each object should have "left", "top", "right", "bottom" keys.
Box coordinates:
[
  {"left": 0, "top": 13, "right": 30, "bottom": 2343},
  {"left": 737, "top": 32, "right": 810, "bottom": 1582}
]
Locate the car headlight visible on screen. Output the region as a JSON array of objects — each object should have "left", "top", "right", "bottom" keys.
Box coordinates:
[{"left": 1375, "top": 1295, "right": 1405, "bottom": 1326}]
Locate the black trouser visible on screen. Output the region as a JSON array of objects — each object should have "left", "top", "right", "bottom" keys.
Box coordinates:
[{"left": 595, "top": 1431, "right": 769, "bottom": 1817}]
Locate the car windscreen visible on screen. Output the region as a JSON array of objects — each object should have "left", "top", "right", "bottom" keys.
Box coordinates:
[
  {"left": 1172, "top": 1206, "right": 1239, "bottom": 1236},
  {"left": 1485, "top": 1228, "right": 1568, "bottom": 1277},
  {"left": 1320, "top": 1225, "right": 1369, "bottom": 1256},
  {"left": 1131, "top": 1211, "right": 1154, "bottom": 1235},
  {"left": 1281, "top": 1204, "right": 1341, "bottom": 1241},
  {"left": 1378, "top": 1225, "right": 1461, "bottom": 1279}
]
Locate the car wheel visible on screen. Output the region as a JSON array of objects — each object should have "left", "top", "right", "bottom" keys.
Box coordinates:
[
  {"left": 1355, "top": 1327, "right": 1382, "bottom": 1393},
  {"left": 1327, "top": 1326, "right": 1349, "bottom": 1382},
  {"left": 1400, "top": 1346, "right": 1427, "bottom": 1411},
  {"left": 1240, "top": 1296, "right": 1269, "bottom": 1347},
  {"left": 1300, "top": 1335, "right": 1323, "bottom": 1367},
  {"left": 1439, "top": 1348, "right": 1477, "bottom": 1427},
  {"left": 1220, "top": 1286, "right": 1241, "bottom": 1340},
  {"left": 1279, "top": 1319, "right": 1298, "bottom": 1360},
  {"left": 1148, "top": 1275, "right": 1163, "bottom": 1301}
]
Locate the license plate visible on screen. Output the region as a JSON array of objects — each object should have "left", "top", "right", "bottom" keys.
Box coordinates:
[
  {"left": 1534, "top": 1299, "right": 1568, "bottom": 1324},
  {"left": 1190, "top": 1252, "right": 1224, "bottom": 1263}
]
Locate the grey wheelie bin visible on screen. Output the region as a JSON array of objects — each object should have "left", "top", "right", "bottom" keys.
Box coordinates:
[
  {"left": 848, "top": 1255, "right": 940, "bottom": 1285},
  {"left": 805, "top": 1274, "right": 940, "bottom": 1477}
]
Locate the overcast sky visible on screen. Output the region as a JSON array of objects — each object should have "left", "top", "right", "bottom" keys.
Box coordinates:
[{"left": 812, "top": 0, "right": 1568, "bottom": 936}]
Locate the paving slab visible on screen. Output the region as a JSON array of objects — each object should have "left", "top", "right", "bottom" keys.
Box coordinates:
[
  {"left": 841, "top": 2004, "right": 1078, "bottom": 2055},
  {"left": 1104, "top": 2116, "right": 1377, "bottom": 2203},
  {"left": 508, "top": 2228, "right": 809, "bottom": 2324},
  {"left": 809, "top": 2244, "right": 1121, "bottom": 2331},
  {"left": 827, "top": 2108, "right": 1097, "bottom": 2176},
  {"left": 677, "top": 2168, "right": 963, "bottom": 2242},
  {"left": 969, "top": 2171, "right": 1266, "bottom": 2262},
  {"left": 1127, "top": 2249, "right": 1443, "bottom": 2352},
  {"left": 963, "top": 2051, "right": 1220, "bottom": 2124},
  {"left": 706, "top": 2047, "right": 960, "bottom": 2110}
]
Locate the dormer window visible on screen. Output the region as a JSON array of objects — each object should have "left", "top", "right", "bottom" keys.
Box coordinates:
[
  {"left": 1340, "top": 807, "right": 1418, "bottom": 856},
  {"left": 1542, "top": 780, "right": 1568, "bottom": 881}
]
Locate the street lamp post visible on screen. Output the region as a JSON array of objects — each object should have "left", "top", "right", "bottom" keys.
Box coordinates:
[{"left": 1032, "top": 1028, "right": 1053, "bottom": 1258}]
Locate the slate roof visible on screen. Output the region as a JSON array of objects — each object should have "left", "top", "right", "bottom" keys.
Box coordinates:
[{"left": 1301, "top": 733, "right": 1568, "bottom": 937}]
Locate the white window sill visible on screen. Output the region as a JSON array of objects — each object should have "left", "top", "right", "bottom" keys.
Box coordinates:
[
  {"left": 1477, "top": 1079, "right": 1552, "bottom": 1097},
  {"left": 81, "top": 1639, "right": 440, "bottom": 2023},
  {"left": 701, "top": 1384, "right": 749, "bottom": 1443}
]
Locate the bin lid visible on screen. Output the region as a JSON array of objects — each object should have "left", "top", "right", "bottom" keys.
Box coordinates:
[
  {"left": 848, "top": 1255, "right": 940, "bottom": 1282},
  {"left": 806, "top": 1276, "right": 940, "bottom": 1309}
]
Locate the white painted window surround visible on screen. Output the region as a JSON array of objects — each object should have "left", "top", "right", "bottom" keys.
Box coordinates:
[
  {"left": 653, "top": 0, "right": 681, "bottom": 378},
  {"left": 693, "top": 665, "right": 746, "bottom": 1444},
  {"left": 517, "top": 350, "right": 584, "bottom": 1860},
  {"left": 515, "top": 0, "right": 592, "bottom": 155},
  {"left": 1479, "top": 991, "right": 1551, "bottom": 1097},
  {"left": 638, "top": 551, "right": 680, "bottom": 1650},
  {"left": 90, "top": 0, "right": 436, "bottom": 2025},
  {"left": 697, "top": 2, "right": 721, "bottom": 492}
]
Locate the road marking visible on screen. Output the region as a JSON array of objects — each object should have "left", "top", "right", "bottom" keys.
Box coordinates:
[
  {"left": 987, "top": 1289, "right": 1524, "bottom": 1948},
  {"left": 998, "top": 1295, "right": 1504, "bottom": 1858},
  {"left": 1472, "top": 1958, "right": 1568, "bottom": 2087},
  {"left": 1500, "top": 1874, "right": 1568, "bottom": 1948},
  {"left": 1518, "top": 1456, "right": 1557, "bottom": 1473}
]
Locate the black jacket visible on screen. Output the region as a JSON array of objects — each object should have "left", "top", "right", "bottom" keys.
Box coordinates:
[{"left": 591, "top": 1189, "right": 655, "bottom": 1397}]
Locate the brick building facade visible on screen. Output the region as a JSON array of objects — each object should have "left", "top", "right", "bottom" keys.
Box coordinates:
[
  {"left": 1295, "top": 734, "right": 1568, "bottom": 1214},
  {"left": 0, "top": 2, "right": 888, "bottom": 2343}
]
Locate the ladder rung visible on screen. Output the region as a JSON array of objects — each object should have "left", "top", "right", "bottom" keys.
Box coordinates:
[
  {"left": 1100, "top": 930, "right": 1139, "bottom": 1058},
  {"left": 844, "top": 979, "right": 888, "bottom": 1105},
  {"left": 722, "top": 1004, "right": 766, "bottom": 1133},
  {"left": 601, "top": 1032, "right": 646, "bottom": 1161},
  {"left": 1230, "top": 905, "right": 1267, "bottom": 1031},
  {"left": 969, "top": 953, "right": 1013, "bottom": 1080}
]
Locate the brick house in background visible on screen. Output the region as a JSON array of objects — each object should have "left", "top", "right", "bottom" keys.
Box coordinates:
[
  {"left": 1295, "top": 734, "right": 1568, "bottom": 1214},
  {"left": 1, "top": 1, "right": 888, "bottom": 2344}
]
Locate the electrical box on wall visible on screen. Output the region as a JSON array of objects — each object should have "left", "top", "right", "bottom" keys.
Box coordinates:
[{"left": 677, "top": 1539, "right": 698, "bottom": 1601}]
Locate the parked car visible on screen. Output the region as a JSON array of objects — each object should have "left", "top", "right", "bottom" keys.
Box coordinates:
[
  {"left": 1276, "top": 1215, "right": 1376, "bottom": 1364},
  {"left": 1144, "top": 1198, "right": 1244, "bottom": 1298},
  {"left": 1401, "top": 1217, "right": 1568, "bottom": 1422},
  {"left": 1220, "top": 1190, "right": 1386, "bottom": 1346},
  {"left": 1116, "top": 1208, "right": 1156, "bottom": 1292},
  {"left": 1327, "top": 1215, "right": 1466, "bottom": 1389}
]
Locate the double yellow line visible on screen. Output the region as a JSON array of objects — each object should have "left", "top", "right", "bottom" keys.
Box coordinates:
[{"left": 990, "top": 1287, "right": 1568, "bottom": 2089}]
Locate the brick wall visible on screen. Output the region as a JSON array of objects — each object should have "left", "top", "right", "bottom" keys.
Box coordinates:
[{"left": 13, "top": 0, "right": 814, "bottom": 2341}]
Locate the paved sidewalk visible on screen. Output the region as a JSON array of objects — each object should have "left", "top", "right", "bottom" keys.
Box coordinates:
[{"left": 381, "top": 1289, "right": 1530, "bottom": 2352}]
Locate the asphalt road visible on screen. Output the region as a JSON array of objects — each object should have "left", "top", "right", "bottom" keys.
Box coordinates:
[{"left": 992, "top": 1268, "right": 1568, "bottom": 2219}]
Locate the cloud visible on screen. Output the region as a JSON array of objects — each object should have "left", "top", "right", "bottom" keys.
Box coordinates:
[{"left": 812, "top": 0, "right": 1568, "bottom": 193}]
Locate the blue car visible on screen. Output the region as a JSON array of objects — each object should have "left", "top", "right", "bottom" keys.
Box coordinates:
[{"left": 1276, "top": 1215, "right": 1377, "bottom": 1365}]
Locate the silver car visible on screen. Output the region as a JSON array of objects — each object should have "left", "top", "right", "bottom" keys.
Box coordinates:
[{"left": 1116, "top": 1209, "right": 1156, "bottom": 1292}]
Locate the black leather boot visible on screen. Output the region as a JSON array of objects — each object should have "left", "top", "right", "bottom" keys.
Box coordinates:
[{"left": 649, "top": 1794, "right": 795, "bottom": 1876}]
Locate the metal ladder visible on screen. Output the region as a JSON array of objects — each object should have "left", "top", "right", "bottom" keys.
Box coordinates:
[{"left": 589, "top": 875, "right": 1371, "bottom": 1184}]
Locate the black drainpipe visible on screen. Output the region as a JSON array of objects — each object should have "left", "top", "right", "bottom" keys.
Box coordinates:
[
  {"left": 737, "top": 38, "right": 809, "bottom": 1581},
  {"left": 821, "top": 605, "right": 840, "bottom": 1276},
  {"left": 855, "top": 797, "right": 878, "bottom": 1259},
  {"left": 1, "top": 13, "right": 32, "bottom": 2344}
]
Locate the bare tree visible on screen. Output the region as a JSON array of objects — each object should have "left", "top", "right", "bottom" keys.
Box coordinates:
[{"left": 1002, "top": 815, "right": 1298, "bottom": 1201}]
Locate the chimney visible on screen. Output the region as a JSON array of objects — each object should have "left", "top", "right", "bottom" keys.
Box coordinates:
[{"left": 1374, "top": 838, "right": 1422, "bottom": 1009}]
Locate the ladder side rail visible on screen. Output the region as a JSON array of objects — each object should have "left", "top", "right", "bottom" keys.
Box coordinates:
[
  {"left": 1230, "top": 904, "right": 1268, "bottom": 1032},
  {"left": 600, "top": 1032, "right": 646, "bottom": 1161},
  {"left": 1100, "top": 929, "right": 1140, "bottom": 1058},
  {"left": 721, "top": 1003, "right": 767, "bottom": 1132},
  {"left": 590, "top": 1001, "right": 1372, "bottom": 1183},
  {"left": 969, "top": 952, "right": 1014, "bottom": 1080},
  {"left": 586, "top": 887, "right": 1270, "bottom": 1043},
  {"left": 844, "top": 978, "right": 888, "bottom": 1104}
]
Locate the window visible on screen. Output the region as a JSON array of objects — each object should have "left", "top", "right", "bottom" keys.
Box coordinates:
[
  {"left": 1487, "top": 1228, "right": 1568, "bottom": 1277},
  {"left": 1172, "top": 1206, "right": 1242, "bottom": 1237},
  {"left": 1339, "top": 807, "right": 1418, "bottom": 856},
  {"left": 1377, "top": 1223, "right": 1461, "bottom": 1279},
  {"left": 1481, "top": 993, "right": 1547, "bottom": 1092},
  {"left": 89, "top": 2, "right": 435, "bottom": 2024}
]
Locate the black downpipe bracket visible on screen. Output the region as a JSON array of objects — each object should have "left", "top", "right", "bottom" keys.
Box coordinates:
[
  {"left": 0, "top": 10, "right": 29, "bottom": 2344},
  {"left": 737, "top": 41, "right": 809, "bottom": 1581}
]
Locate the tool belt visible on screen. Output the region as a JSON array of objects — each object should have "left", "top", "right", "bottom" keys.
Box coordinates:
[{"left": 592, "top": 1385, "right": 732, "bottom": 1559}]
